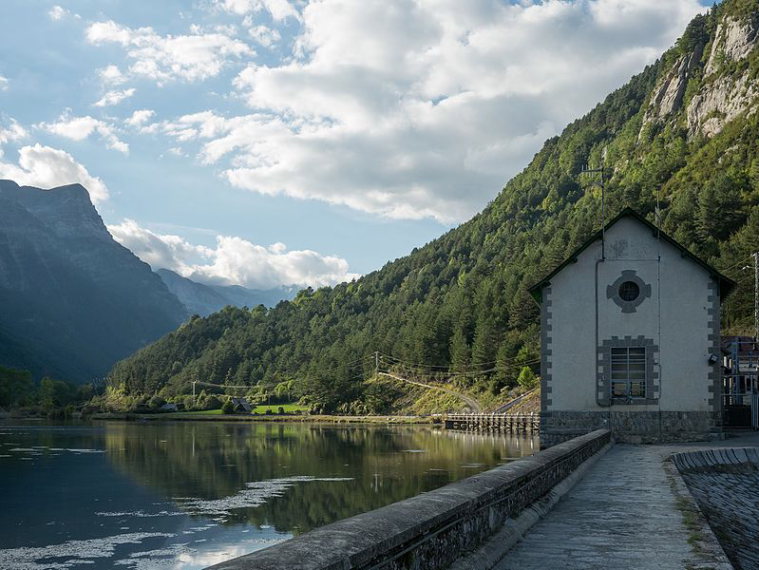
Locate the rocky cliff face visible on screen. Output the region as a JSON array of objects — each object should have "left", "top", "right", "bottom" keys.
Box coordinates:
[
  {"left": 642, "top": 8, "right": 759, "bottom": 139},
  {"left": 688, "top": 14, "right": 759, "bottom": 137},
  {"left": 0, "top": 180, "right": 187, "bottom": 382}
]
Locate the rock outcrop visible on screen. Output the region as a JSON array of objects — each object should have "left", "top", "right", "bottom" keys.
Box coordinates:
[
  {"left": 643, "top": 45, "right": 703, "bottom": 124},
  {"left": 640, "top": 11, "right": 759, "bottom": 140},
  {"left": 687, "top": 16, "right": 759, "bottom": 137}
]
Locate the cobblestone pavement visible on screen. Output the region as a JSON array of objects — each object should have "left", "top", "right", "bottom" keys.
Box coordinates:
[
  {"left": 679, "top": 461, "right": 759, "bottom": 570},
  {"left": 495, "top": 444, "right": 728, "bottom": 570}
]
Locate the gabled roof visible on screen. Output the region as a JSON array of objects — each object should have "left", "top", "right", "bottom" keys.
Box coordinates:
[{"left": 529, "top": 207, "right": 737, "bottom": 303}]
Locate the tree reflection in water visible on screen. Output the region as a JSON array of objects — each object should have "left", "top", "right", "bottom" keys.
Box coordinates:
[{"left": 105, "top": 422, "right": 536, "bottom": 534}]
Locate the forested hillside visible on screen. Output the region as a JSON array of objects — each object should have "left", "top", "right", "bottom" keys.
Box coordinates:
[{"left": 106, "top": 0, "right": 759, "bottom": 413}]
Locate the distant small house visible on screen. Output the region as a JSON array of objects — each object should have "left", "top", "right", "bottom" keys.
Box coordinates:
[
  {"left": 160, "top": 403, "right": 178, "bottom": 412},
  {"left": 529, "top": 208, "right": 736, "bottom": 446},
  {"left": 231, "top": 397, "right": 252, "bottom": 413}
]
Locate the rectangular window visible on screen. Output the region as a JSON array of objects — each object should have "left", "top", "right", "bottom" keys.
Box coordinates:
[{"left": 610, "top": 347, "right": 646, "bottom": 399}]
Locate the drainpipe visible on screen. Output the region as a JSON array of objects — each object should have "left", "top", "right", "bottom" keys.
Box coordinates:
[{"left": 596, "top": 247, "right": 610, "bottom": 408}]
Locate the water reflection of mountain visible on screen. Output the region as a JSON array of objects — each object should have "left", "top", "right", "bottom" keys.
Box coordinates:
[{"left": 104, "top": 422, "right": 536, "bottom": 534}]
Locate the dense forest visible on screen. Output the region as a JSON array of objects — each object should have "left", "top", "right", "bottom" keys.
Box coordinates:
[
  {"left": 105, "top": 0, "right": 759, "bottom": 414},
  {"left": 0, "top": 365, "right": 96, "bottom": 416}
]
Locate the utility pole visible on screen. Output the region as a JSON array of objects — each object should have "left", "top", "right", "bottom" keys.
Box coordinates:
[
  {"left": 375, "top": 351, "right": 379, "bottom": 376},
  {"left": 754, "top": 252, "right": 759, "bottom": 342},
  {"left": 581, "top": 164, "right": 606, "bottom": 260},
  {"left": 192, "top": 380, "right": 196, "bottom": 398}
]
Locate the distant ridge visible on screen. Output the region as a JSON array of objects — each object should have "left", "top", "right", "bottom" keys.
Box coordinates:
[{"left": 156, "top": 268, "right": 297, "bottom": 317}]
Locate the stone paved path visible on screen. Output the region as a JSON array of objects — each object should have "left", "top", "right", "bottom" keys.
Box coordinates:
[{"left": 495, "top": 444, "right": 725, "bottom": 570}]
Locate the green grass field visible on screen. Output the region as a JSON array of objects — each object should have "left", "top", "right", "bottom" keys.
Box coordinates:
[
  {"left": 177, "top": 403, "right": 309, "bottom": 416},
  {"left": 251, "top": 403, "right": 309, "bottom": 414}
]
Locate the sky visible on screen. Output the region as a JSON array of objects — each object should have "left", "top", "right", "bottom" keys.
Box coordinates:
[{"left": 0, "top": 0, "right": 715, "bottom": 290}]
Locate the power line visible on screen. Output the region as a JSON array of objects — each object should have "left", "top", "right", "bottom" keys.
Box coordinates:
[{"left": 718, "top": 254, "right": 754, "bottom": 274}]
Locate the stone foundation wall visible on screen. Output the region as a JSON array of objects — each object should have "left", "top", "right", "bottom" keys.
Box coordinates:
[
  {"left": 541, "top": 410, "right": 715, "bottom": 447},
  {"left": 205, "top": 429, "right": 611, "bottom": 570}
]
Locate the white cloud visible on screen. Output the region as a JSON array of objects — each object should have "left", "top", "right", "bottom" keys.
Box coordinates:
[
  {"left": 48, "top": 5, "right": 69, "bottom": 20},
  {"left": 108, "top": 219, "right": 358, "bottom": 289},
  {"left": 0, "top": 119, "right": 27, "bottom": 145},
  {"left": 94, "top": 88, "right": 136, "bottom": 107},
  {"left": 37, "top": 113, "right": 129, "bottom": 154},
  {"left": 0, "top": 76, "right": 8, "bottom": 91},
  {"left": 214, "top": 0, "right": 299, "bottom": 22},
  {"left": 248, "top": 25, "right": 281, "bottom": 47},
  {"left": 0, "top": 144, "right": 109, "bottom": 203},
  {"left": 161, "top": 0, "right": 705, "bottom": 223},
  {"left": 86, "top": 21, "right": 254, "bottom": 84},
  {"left": 125, "top": 109, "right": 155, "bottom": 128},
  {"left": 98, "top": 65, "right": 127, "bottom": 86}
]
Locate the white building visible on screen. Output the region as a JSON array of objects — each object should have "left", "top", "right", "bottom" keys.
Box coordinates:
[{"left": 529, "top": 208, "right": 735, "bottom": 446}]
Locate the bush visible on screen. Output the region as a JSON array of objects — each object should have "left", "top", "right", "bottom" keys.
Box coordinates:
[
  {"left": 205, "top": 395, "right": 222, "bottom": 410},
  {"left": 148, "top": 395, "right": 166, "bottom": 409},
  {"left": 517, "top": 367, "right": 538, "bottom": 389},
  {"left": 221, "top": 399, "right": 234, "bottom": 414},
  {"left": 277, "top": 406, "right": 285, "bottom": 415}
]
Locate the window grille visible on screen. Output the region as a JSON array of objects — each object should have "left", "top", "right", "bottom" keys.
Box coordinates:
[{"left": 610, "top": 347, "right": 646, "bottom": 399}]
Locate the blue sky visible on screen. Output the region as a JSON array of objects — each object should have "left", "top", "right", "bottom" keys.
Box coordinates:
[{"left": 0, "top": 0, "right": 714, "bottom": 289}]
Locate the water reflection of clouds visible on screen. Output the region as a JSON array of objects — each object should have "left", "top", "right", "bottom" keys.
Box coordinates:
[
  {"left": 175, "top": 476, "right": 353, "bottom": 520},
  {"left": 2, "top": 423, "right": 531, "bottom": 569},
  {"left": 96, "top": 510, "right": 186, "bottom": 518},
  {"left": 0, "top": 530, "right": 288, "bottom": 570},
  {"left": 0, "top": 532, "right": 175, "bottom": 570}
]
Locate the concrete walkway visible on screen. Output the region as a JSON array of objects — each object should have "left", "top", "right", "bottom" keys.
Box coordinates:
[{"left": 495, "top": 443, "right": 731, "bottom": 570}]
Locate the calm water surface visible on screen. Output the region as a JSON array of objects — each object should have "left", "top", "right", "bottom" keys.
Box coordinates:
[{"left": 0, "top": 420, "right": 537, "bottom": 569}]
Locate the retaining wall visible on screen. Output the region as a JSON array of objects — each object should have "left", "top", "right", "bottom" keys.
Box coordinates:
[
  {"left": 541, "top": 410, "right": 715, "bottom": 447},
  {"left": 673, "top": 447, "right": 759, "bottom": 570},
  {"left": 206, "top": 429, "right": 611, "bottom": 570}
]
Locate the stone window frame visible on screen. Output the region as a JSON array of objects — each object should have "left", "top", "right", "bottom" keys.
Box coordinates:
[
  {"left": 606, "top": 270, "right": 651, "bottom": 313},
  {"left": 597, "top": 336, "right": 659, "bottom": 406}
]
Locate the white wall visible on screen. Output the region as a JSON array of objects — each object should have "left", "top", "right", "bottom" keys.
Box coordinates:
[{"left": 547, "top": 216, "right": 714, "bottom": 412}]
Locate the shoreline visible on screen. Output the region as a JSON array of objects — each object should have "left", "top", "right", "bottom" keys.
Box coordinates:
[{"left": 89, "top": 412, "right": 438, "bottom": 424}]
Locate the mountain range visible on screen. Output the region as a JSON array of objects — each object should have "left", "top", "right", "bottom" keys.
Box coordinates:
[
  {"left": 156, "top": 269, "right": 297, "bottom": 318},
  {"left": 0, "top": 180, "right": 295, "bottom": 382}
]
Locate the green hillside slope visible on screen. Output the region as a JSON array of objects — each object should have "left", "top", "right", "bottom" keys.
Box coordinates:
[{"left": 106, "top": 0, "right": 759, "bottom": 413}]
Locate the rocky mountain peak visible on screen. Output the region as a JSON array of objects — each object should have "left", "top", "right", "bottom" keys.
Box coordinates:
[
  {"left": 0, "top": 179, "right": 187, "bottom": 381},
  {"left": 0, "top": 179, "right": 109, "bottom": 241}
]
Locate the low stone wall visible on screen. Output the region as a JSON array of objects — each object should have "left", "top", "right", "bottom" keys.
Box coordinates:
[
  {"left": 672, "top": 448, "right": 759, "bottom": 570},
  {"left": 541, "top": 410, "right": 714, "bottom": 447},
  {"left": 206, "top": 429, "right": 611, "bottom": 570}
]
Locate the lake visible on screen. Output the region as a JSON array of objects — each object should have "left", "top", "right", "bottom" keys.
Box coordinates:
[{"left": 0, "top": 420, "right": 537, "bottom": 569}]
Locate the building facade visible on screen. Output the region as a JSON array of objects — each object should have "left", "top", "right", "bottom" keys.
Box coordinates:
[{"left": 530, "top": 209, "right": 735, "bottom": 446}]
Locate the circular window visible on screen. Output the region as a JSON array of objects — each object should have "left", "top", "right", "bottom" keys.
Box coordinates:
[{"left": 618, "top": 281, "right": 640, "bottom": 302}]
